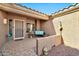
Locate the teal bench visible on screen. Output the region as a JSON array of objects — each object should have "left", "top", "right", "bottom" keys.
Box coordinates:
[{"left": 34, "top": 31, "right": 45, "bottom": 36}]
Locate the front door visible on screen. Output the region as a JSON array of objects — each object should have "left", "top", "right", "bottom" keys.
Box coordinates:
[{"left": 13, "top": 19, "right": 25, "bottom": 40}]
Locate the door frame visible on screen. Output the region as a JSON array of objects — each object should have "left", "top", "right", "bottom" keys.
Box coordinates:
[
  {"left": 8, "top": 19, "right": 13, "bottom": 40},
  {"left": 13, "top": 19, "right": 25, "bottom": 40}
]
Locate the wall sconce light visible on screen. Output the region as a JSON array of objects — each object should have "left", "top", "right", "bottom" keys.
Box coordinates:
[
  {"left": 59, "top": 21, "right": 63, "bottom": 31},
  {"left": 3, "top": 19, "right": 7, "bottom": 24}
]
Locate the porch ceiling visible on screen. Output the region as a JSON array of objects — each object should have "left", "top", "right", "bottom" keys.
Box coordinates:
[{"left": 0, "top": 4, "right": 49, "bottom": 20}]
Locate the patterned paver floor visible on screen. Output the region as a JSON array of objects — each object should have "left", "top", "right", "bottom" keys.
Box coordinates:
[
  {"left": 48, "top": 44, "right": 79, "bottom": 56},
  {"left": 2, "top": 38, "right": 79, "bottom": 56},
  {"left": 1, "top": 38, "right": 37, "bottom": 56}
]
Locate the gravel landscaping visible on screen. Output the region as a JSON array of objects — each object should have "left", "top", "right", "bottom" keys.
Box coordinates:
[{"left": 48, "top": 44, "right": 79, "bottom": 56}]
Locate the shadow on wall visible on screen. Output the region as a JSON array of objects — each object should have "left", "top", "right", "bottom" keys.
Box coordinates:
[
  {"left": 40, "top": 20, "right": 56, "bottom": 36},
  {"left": 51, "top": 21, "right": 56, "bottom": 35},
  {"left": 48, "top": 44, "right": 79, "bottom": 56}
]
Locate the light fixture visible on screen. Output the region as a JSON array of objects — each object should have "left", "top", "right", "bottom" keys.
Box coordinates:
[{"left": 3, "top": 19, "right": 7, "bottom": 24}]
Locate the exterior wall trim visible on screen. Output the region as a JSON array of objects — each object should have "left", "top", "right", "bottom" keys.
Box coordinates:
[{"left": 51, "top": 6, "right": 79, "bottom": 19}]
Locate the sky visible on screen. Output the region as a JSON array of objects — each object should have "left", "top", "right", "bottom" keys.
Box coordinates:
[{"left": 19, "top": 3, "right": 73, "bottom": 15}]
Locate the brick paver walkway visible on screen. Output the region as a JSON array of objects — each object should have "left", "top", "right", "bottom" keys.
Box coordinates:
[
  {"left": 1, "top": 38, "right": 37, "bottom": 56},
  {"left": 2, "top": 38, "right": 79, "bottom": 56}
]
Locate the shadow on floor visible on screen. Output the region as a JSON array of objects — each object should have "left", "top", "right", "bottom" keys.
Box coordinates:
[{"left": 48, "top": 44, "right": 79, "bottom": 56}]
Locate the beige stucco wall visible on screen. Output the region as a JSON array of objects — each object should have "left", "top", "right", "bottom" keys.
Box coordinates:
[
  {"left": 53, "top": 11, "right": 79, "bottom": 49},
  {"left": 41, "top": 20, "right": 56, "bottom": 36},
  {"left": 36, "top": 20, "right": 40, "bottom": 30},
  {"left": 7, "top": 13, "right": 36, "bottom": 29},
  {"left": 36, "top": 35, "right": 61, "bottom": 55},
  {"left": 7, "top": 13, "right": 27, "bottom": 20},
  {"left": 0, "top": 10, "right": 8, "bottom": 48}
]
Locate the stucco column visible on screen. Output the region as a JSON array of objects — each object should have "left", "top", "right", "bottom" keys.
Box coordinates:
[
  {"left": 0, "top": 11, "right": 8, "bottom": 48},
  {"left": 36, "top": 20, "right": 40, "bottom": 30}
]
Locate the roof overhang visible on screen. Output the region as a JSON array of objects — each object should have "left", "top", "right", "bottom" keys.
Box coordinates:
[
  {"left": 51, "top": 6, "right": 79, "bottom": 19},
  {"left": 0, "top": 3, "right": 49, "bottom": 20}
]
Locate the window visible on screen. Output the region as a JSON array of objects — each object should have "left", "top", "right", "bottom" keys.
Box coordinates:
[
  {"left": 26, "top": 23, "right": 30, "bottom": 32},
  {"left": 26, "top": 23, "right": 35, "bottom": 33}
]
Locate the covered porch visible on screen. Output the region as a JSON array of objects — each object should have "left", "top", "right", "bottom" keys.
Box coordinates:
[
  {"left": 8, "top": 18, "right": 45, "bottom": 40},
  {"left": 0, "top": 3, "right": 49, "bottom": 43}
]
